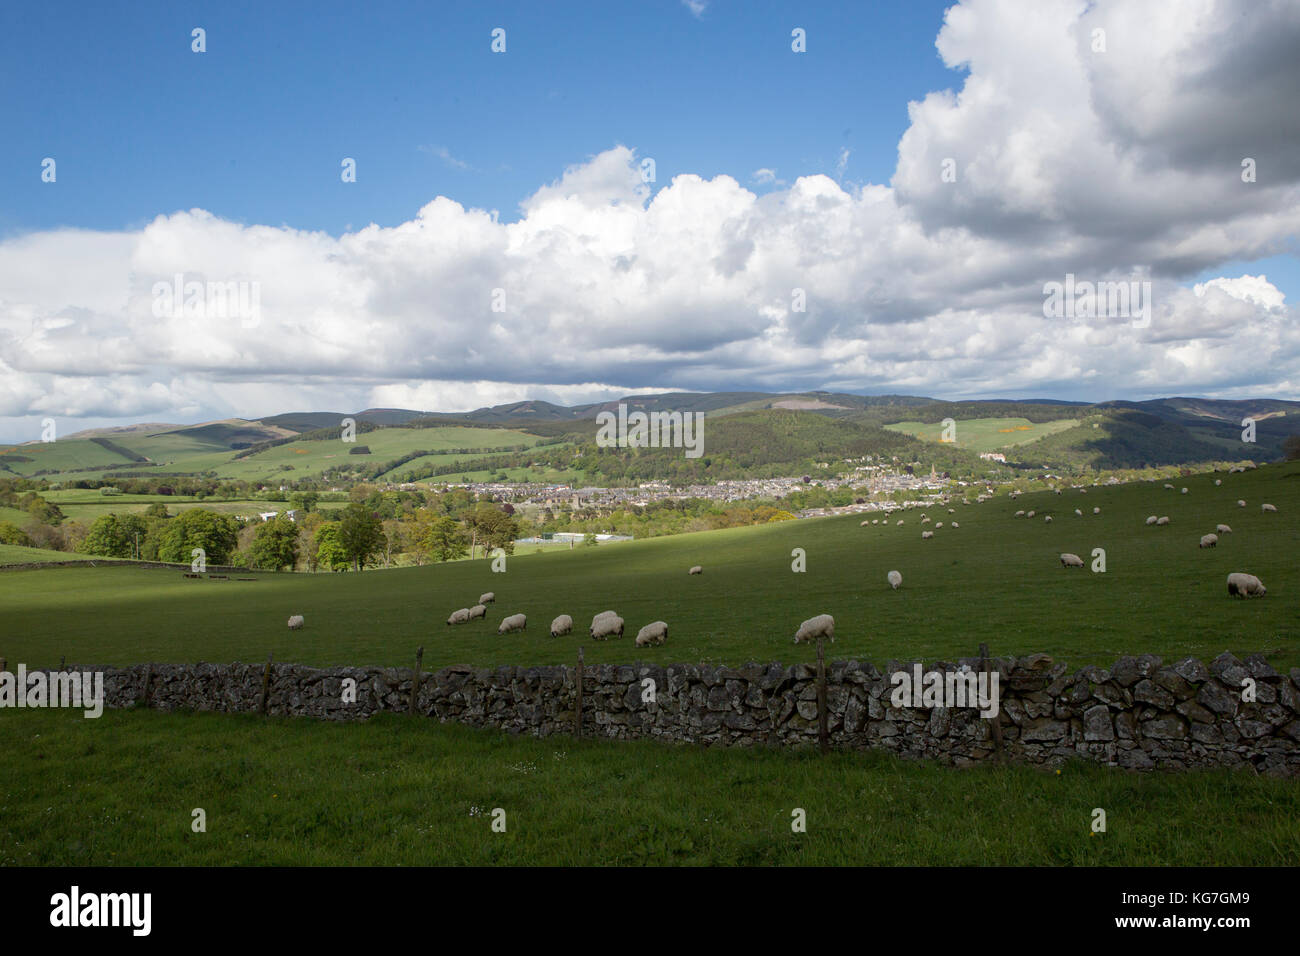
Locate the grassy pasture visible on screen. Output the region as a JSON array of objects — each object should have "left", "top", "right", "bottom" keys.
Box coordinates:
[
  {"left": 1, "top": 707, "right": 1296, "bottom": 866},
  {"left": 885, "top": 416, "right": 1081, "bottom": 452},
  {"left": 2, "top": 462, "right": 1296, "bottom": 672}
]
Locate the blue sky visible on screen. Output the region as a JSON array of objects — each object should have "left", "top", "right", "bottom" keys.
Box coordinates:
[
  {"left": 1, "top": 0, "right": 1298, "bottom": 437},
  {"left": 2, "top": 0, "right": 959, "bottom": 236}
]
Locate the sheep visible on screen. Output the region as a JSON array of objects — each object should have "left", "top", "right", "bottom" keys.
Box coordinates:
[
  {"left": 1060, "top": 553, "right": 1084, "bottom": 568},
  {"left": 1216, "top": 524, "right": 1233, "bottom": 534},
  {"left": 1093, "top": 507, "right": 1101, "bottom": 515},
  {"left": 1215, "top": 479, "right": 1222, "bottom": 486},
  {"left": 1237, "top": 499, "right": 1246, "bottom": 508},
  {"left": 1164, "top": 483, "right": 1174, "bottom": 490},
  {"left": 1075, "top": 509, "right": 1083, "bottom": 517},
  {"left": 497, "top": 613, "right": 527, "bottom": 635},
  {"left": 921, "top": 516, "right": 931, "bottom": 524},
  {"left": 872, "top": 519, "right": 879, "bottom": 525},
  {"left": 446, "top": 607, "right": 470, "bottom": 626},
  {"left": 860, "top": 520, "right": 871, "bottom": 526},
  {"left": 793, "top": 613, "right": 835, "bottom": 644},
  {"left": 950, "top": 521, "right": 959, "bottom": 528},
  {"left": 1156, "top": 516, "right": 1170, "bottom": 526},
  {"left": 921, "top": 530, "right": 934, "bottom": 539},
  {"left": 1027, "top": 510, "right": 1036, "bottom": 518},
  {"left": 467, "top": 603, "right": 488, "bottom": 620},
  {"left": 1079, "top": 488, "right": 1087, "bottom": 494},
  {"left": 287, "top": 614, "right": 305, "bottom": 630},
  {"left": 1145, "top": 515, "right": 1158, "bottom": 525},
  {"left": 897, "top": 519, "right": 904, "bottom": 526},
  {"left": 948, "top": 508, "right": 955, "bottom": 514},
  {"left": 1181, "top": 487, "right": 1188, "bottom": 495},
  {"left": 1015, "top": 510, "right": 1026, "bottom": 518},
  {"left": 1199, "top": 533, "right": 1218, "bottom": 549},
  {"left": 550, "top": 614, "right": 573, "bottom": 638},
  {"left": 935, "top": 521, "right": 944, "bottom": 528},
  {"left": 590, "top": 612, "right": 625, "bottom": 640},
  {"left": 688, "top": 565, "right": 703, "bottom": 574},
  {"left": 1044, "top": 515, "right": 1052, "bottom": 523},
  {"left": 887, "top": 570, "right": 902, "bottom": 590},
  {"left": 634, "top": 621, "right": 668, "bottom": 647},
  {"left": 1262, "top": 503, "right": 1278, "bottom": 513},
  {"left": 479, "top": 592, "right": 495, "bottom": 605},
  {"left": 1226, "top": 572, "right": 1266, "bottom": 598}
]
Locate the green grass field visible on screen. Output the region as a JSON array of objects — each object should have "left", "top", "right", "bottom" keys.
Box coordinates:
[
  {"left": 2, "top": 708, "right": 1296, "bottom": 866},
  {"left": 3, "top": 462, "right": 1297, "bottom": 866},
  {"left": 3, "top": 462, "right": 1296, "bottom": 671},
  {"left": 885, "top": 416, "right": 1081, "bottom": 452}
]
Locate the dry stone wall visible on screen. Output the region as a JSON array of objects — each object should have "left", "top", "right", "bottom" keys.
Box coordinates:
[{"left": 62, "top": 651, "right": 1300, "bottom": 775}]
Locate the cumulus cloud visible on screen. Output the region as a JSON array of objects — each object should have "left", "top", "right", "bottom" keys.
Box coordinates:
[{"left": 1, "top": 0, "right": 1298, "bottom": 436}]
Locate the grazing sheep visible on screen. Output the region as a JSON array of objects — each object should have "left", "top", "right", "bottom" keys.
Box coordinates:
[
  {"left": 590, "top": 612, "right": 625, "bottom": 640},
  {"left": 1226, "top": 572, "right": 1266, "bottom": 598},
  {"left": 1079, "top": 488, "right": 1087, "bottom": 494},
  {"left": 1015, "top": 510, "right": 1026, "bottom": 518},
  {"left": 287, "top": 614, "right": 305, "bottom": 630},
  {"left": 948, "top": 508, "right": 955, "bottom": 514},
  {"left": 887, "top": 570, "right": 902, "bottom": 590},
  {"left": 1145, "top": 515, "right": 1158, "bottom": 525},
  {"left": 860, "top": 520, "right": 871, "bottom": 526},
  {"left": 897, "top": 519, "right": 904, "bottom": 526},
  {"left": 688, "top": 565, "right": 703, "bottom": 574},
  {"left": 872, "top": 519, "right": 879, "bottom": 525},
  {"left": 1215, "top": 479, "right": 1222, "bottom": 486},
  {"left": 793, "top": 613, "right": 835, "bottom": 645},
  {"left": 1237, "top": 499, "right": 1246, "bottom": 508},
  {"left": 1093, "top": 507, "right": 1100, "bottom": 515},
  {"left": 446, "top": 608, "right": 470, "bottom": 626},
  {"left": 1027, "top": 510, "right": 1036, "bottom": 518},
  {"left": 1262, "top": 503, "right": 1278, "bottom": 513},
  {"left": 921, "top": 530, "right": 934, "bottom": 539},
  {"left": 950, "top": 521, "right": 959, "bottom": 528},
  {"left": 1060, "top": 553, "right": 1084, "bottom": 568},
  {"left": 1075, "top": 509, "right": 1083, "bottom": 517},
  {"left": 921, "top": 516, "right": 931, "bottom": 524},
  {"left": 1044, "top": 515, "right": 1052, "bottom": 523},
  {"left": 935, "top": 521, "right": 944, "bottom": 528},
  {"left": 550, "top": 614, "right": 573, "bottom": 638},
  {"left": 1164, "top": 483, "right": 1174, "bottom": 490},
  {"left": 1181, "top": 487, "right": 1188, "bottom": 494},
  {"left": 479, "top": 592, "right": 495, "bottom": 605},
  {"left": 467, "top": 604, "right": 488, "bottom": 620},
  {"left": 634, "top": 621, "right": 668, "bottom": 647},
  {"left": 1199, "top": 533, "right": 1218, "bottom": 549},
  {"left": 497, "top": 613, "right": 527, "bottom": 635},
  {"left": 1156, "top": 516, "right": 1170, "bottom": 526},
  {"left": 1216, "top": 524, "right": 1233, "bottom": 534}
]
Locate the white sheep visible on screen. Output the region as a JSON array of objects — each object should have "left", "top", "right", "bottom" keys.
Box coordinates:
[
  {"left": 1226, "top": 572, "right": 1266, "bottom": 598},
  {"left": 479, "top": 592, "right": 495, "bottom": 605},
  {"left": 1181, "top": 487, "right": 1188, "bottom": 494},
  {"left": 446, "top": 608, "right": 470, "bottom": 626},
  {"left": 860, "top": 520, "right": 871, "bottom": 526},
  {"left": 1237, "top": 499, "right": 1246, "bottom": 508},
  {"left": 950, "top": 521, "right": 959, "bottom": 528},
  {"left": 590, "top": 612, "right": 624, "bottom": 640},
  {"left": 1199, "top": 533, "right": 1218, "bottom": 549},
  {"left": 1145, "top": 515, "right": 1158, "bottom": 525},
  {"left": 467, "top": 604, "right": 487, "bottom": 620},
  {"left": 1262, "top": 503, "right": 1278, "bottom": 513},
  {"left": 688, "top": 565, "right": 703, "bottom": 574},
  {"left": 497, "top": 613, "right": 527, "bottom": 634},
  {"left": 1027, "top": 510, "right": 1036, "bottom": 518},
  {"left": 1215, "top": 479, "right": 1222, "bottom": 486},
  {"left": 1164, "top": 483, "right": 1174, "bottom": 490},
  {"left": 897, "top": 519, "right": 904, "bottom": 526},
  {"left": 1075, "top": 509, "right": 1083, "bottom": 517},
  {"left": 921, "top": 530, "right": 934, "bottom": 539},
  {"left": 793, "top": 613, "right": 835, "bottom": 644},
  {"left": 634, "top": 620, "right": 668, "bottom": 647},
  {"left": 887, "top": 570, "right": 902, "bottom": 589},
  {"left": 1093, "top": 507, "right": 1100, "bottom": 515},
  {"left": 1216, "top": 523, "right": 1232, "bottom": 534},
  {"left": 287, "top": 614, "right": 305, "bottom": 630},
  {"left": 1015, "top": 510, "right": 1026, "bottom": 518},
  {"left": 1044, "top": 515, "right": 1052, "bottom": 523},
  {"left": 550, "top": 614, "right": 573, "bottom": 638},
  {"left": 921, "top": 516, "right": 931, "bottom": 524},
  {"left": 1060, "top": 553, "right": 1084, "bottom": 568},
  {"left": 935, "top": 521, "right": 944, "bottom": 528},
  {"left": 948, "top": 508, "right": 955, "bottom": 514},
  {"left": 1156, "top": 516, "right": 1170, "bottom": 526}
]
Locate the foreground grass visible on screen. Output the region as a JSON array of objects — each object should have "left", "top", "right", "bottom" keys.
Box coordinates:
[{"left": 1, "top": 708, "right": 1296, "bottom": 866}]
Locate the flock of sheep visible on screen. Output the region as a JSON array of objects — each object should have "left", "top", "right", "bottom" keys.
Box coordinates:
[{"left": 442, "top": 585, "right": 672, "bottom": 647}]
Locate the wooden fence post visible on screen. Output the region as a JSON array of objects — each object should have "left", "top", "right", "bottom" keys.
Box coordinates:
[
  {"left": 259, "top": 653, "right": 273, "bottom": 715},
  {"left": 141, "top": 663, "right": 153, "bottom": 708},
  {"left": 816, "top": 638, "right": 829, "bottom": 754},
  {"left": 980, "top": 643, "right": 1004, "bottom": 764},
  {"left": 575, "top": 647, "right": 584, "bottom": 739},
  {"left": 408, "top": 646, "right": 424, "bottom": 715}
]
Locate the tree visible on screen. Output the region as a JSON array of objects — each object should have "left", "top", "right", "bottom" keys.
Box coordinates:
[
  {"left": 0, "top": 520, "right": 31, "bottom": 547},
  {"left": 249, "top": 515, "right": 300, "bottom": 571},
  {"left": 338, "top": 502, "right": 386, "bottom": 571},
  {"left": 418, "top": 514, "right": 468, "bottom": 563},
  {"left": 78, "top": 513, "right": 147, "bottom": 558},
  {"left": 313, "top": 522, "right": 348, "bottom": 571},
  {"left": 466, "top": 504, "right": 520, "bottom": 558},
  {"left": 157, "top": 509, "right": 239, "bottom": 565},
  {"left": 289, "top": 491, "right": 319, "bottom": 515},
  {"left": 143, "top": 502, "right": 170, "bottom": 519}
]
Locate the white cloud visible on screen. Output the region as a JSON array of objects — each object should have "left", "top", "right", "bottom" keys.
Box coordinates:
[
  {"left": 682, "top": 0, "right": 708, "bottom": 19},
  {"left": 419, "top": 145, "right": 472, "bottom": 171},
  {"left": 2, "top": 0, "right": 1299, "bottom": 434}
]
